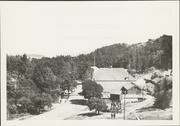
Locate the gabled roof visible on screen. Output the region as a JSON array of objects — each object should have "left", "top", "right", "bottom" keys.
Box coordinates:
[
  {"left": 109, "top": 82, "right": 135, "bottom": 94},
  {"left": 97, "top": 81, "right": 136, "bottom": 93},
  {"left": 93, "top": 67, "right": 135, "bottom": 81}
]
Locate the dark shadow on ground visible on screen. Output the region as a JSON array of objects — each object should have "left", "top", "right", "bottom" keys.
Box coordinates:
[
  {"left": 70, "top": 99, "right": 87, "bottom": 106},
  {"left": 78, "top": 112, "right": 100, "bottom": 117}
]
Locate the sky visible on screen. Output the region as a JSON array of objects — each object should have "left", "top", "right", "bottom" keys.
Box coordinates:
[{"left": 1, "top": 1, "right": 179, "bottom": 57}]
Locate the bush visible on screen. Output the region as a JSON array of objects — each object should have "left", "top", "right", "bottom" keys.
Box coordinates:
[
  {"left": 87, "top": 97, "right": 108, "bottom": 114},
  {"left": 17, "top": 97, "right": 32, "bottom": 113},
  {"left": 50, "top": 88, "right": 62, "bottom": 102},
  {"left": 153, "top": 77, "right": 172, "bottom": 110},
  {"left": 82, "top": 80, "right": 103, "bottom": 99},
  {"left": 7, "top": 104, "right": 18, "bottom": 115},
  {"left": 7, "top": 113, "right": 30, "bottom": 120},
  {"left": 41, "top": 93, "right": 53, "bottom": 108},
  {"left": 153, "top": 90, "right": 172, "bottom": 109},
  {"left": 30, "top": 93, "right": 53, "bottom": 114}
]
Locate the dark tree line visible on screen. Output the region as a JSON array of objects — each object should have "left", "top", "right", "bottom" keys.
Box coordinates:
[{"left": 91, "top": 35, "right": 172, "bottom": 72}]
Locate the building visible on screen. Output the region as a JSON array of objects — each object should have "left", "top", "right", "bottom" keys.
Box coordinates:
[{"left": 91, "top": 66, "right": 142, "bottom": 99}]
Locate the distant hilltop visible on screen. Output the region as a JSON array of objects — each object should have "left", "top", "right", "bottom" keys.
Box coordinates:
[{"left": 27, "top": 54, "right": 44, "bottom": 59}]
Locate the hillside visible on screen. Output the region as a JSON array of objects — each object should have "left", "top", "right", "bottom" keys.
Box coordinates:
[
  {"left": 75, "top": 34, "right": 172, "bottom": 77},
  {"left": 92, "top": 34, "right": 172, "bottom": 70}
]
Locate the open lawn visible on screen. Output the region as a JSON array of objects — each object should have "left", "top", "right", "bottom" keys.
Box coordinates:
[{"left": 127, "top": 105, "right": 172, "bottom": 120}]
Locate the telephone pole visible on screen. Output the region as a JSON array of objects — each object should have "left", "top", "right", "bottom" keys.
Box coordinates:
[
  {"left": 94, "top": 54, "right": 96, "bottom": 66},
  {"left": 124, "top": 93, "right": 126, "bottom": 120}
]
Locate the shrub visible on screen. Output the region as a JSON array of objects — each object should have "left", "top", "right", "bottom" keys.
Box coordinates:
[
  {"left": 30, "top": 93, "right": 53, "bottom": 114},
  {"left": 154, "top": 90, "right": 172, "bottom": 109},
  {"left": 7, "top": 103, "right": 17, "bottom": 115},
  {"left": 17, "top": 97, "right": 32, "bottom": 113},
  {"left": 50, "top": 88, "right": 62, "bottom": 102},
  {"left": 87, "top": 97, "right": 108, "bottom": 114},
  {"left": 153, "top": 77, "right": 172, "bottom": 110},
  {"left": 41, "top": 93, "right": 53, "bottom": 108}
]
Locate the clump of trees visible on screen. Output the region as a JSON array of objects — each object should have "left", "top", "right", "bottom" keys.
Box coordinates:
[
  {"left": 153, "top": 77, "right": 172, "bottom": 110},
  {"left": 81, "top": 80, "right": 107, "bottom": 114},
  {"left": 6, "top": 54, "right": 78, "bottom": 119}
]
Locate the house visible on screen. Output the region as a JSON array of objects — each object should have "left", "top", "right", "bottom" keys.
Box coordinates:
[{"left": 91, "top": 66, "right": 142, "bottom": 99}]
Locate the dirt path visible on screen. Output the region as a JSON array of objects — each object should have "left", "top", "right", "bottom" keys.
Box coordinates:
[
  {"left": 125, "top": 95, "right": 154, "bottom": 120},
  {"left": 127, "top": 95, "right": 154, "bottom": 115},
  {"left": 19, "top": 85, "right": 154, "bottom": 120},
  {"left": 65, "top": 95, "right": 155, "bottom": 120},
  {"left": 25, "top": 85, "right": 88, "bottom": 120}
]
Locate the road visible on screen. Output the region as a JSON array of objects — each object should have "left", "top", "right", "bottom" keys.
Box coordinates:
[
  {"left": 127, "top": 95, "right": 154, "bottom": 114},
  {"left": 22, "top": 85, "right": 154, "bottom": 120},
  {"left": 126, "top": 95, "right": 154, "bottom": 119},
  {"left": 25, "top": 85, "right": 88, "bottom": 120}
]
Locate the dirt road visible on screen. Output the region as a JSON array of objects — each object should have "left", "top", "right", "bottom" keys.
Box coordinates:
[
  {"left": 22, "top": 85, "right": 154, "bottom": 120},
  {"left": 25, "top": 85, "right": 88, "bottom": 120}
]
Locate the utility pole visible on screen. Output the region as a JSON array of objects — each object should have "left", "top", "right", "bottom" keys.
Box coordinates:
[
  {"left": 121, "top": 86, "right": 127, "bottom": 120},
  {"left": 94, "top": 54, "right": 95, "bottom": 66},
  {"left": 124, "top": 93, "right": 126, "bottom": 120}
]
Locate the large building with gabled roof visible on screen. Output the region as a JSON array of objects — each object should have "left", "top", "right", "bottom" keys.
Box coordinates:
[{"left": 91, "top": 66, "right": 142, "bottom": 98}]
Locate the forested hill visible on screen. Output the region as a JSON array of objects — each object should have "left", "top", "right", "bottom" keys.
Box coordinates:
[
  {"left": 75, "top": 34, "right": 172, "bottom": 75},
  {"left": 89, "top": 34, "right": 172, "bottom": 71},
  {"left": 7, "top": 34, "right": 172, "bottom": 81}
]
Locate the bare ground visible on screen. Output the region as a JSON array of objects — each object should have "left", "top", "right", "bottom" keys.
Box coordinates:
[{"left": 14, "top": 85, "right": 169, "bottom": 120}]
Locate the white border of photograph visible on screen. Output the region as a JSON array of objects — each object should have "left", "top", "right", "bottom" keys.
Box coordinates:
[{"left": 1, "top": 1, "right": 179, "bottom": 126}]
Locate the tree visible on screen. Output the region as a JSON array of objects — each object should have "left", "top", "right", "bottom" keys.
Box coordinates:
[
  {"left": 20, "top": 54, "right": 28, "bottom": 62},
  {"left": 87, "top": 97, "right": 108, "bottom": 114},
  {"left": 82, "top": 80, "right": 103, "bottom": 100},
  {"left": 153, "top": 77, "right": 172, "bottom": 109},
  {"left": 58, "top": 62, "right": 78, "bottom": 98},
  {"left": 32, "top": 62, "right": 56, "bottom": 93}
]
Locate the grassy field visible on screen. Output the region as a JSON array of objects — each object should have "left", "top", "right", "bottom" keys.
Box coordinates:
[{"left": 127, "top": 106, "right": 172, "bottom": 120}]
